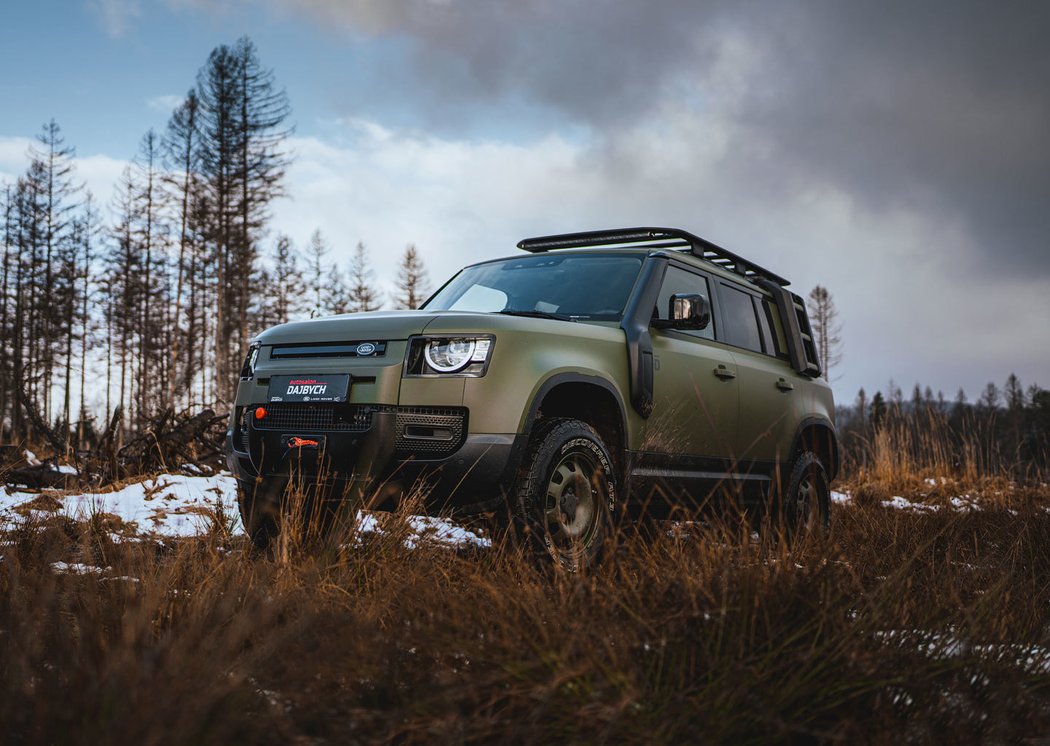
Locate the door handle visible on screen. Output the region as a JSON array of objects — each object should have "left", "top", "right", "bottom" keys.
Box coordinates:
[
  {"left": 713, "top": 365, "right": 736, "bottom": 380},
  {"left": 776, "top": 378, "right": 794, "bottom": 391}
]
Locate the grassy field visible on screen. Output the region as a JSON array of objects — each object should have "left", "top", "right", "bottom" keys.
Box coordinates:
[{"left": 3, "top": 445, "right": 1050, "bottom": 743}]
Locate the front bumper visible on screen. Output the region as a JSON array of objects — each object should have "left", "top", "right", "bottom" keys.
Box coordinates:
[{"left": 225, "top": 403, "right": 522, "bottom": 514}]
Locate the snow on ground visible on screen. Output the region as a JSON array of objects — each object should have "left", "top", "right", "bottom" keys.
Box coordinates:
[
  {"left": 1, "top": 472, "right": 240, "bottom": 537},
  {"left": 0, "top": 471, "right": 488, "bottom": 548},
  {"left": 830, "top": 489, "right": 986, "bottom": 513},
  {"left": 881, "top": 495, "right": 940, "bottom": 512},
  {"left": 875, "top": 629, "right": 1050, "bottom": 675},
  {"left": 0, "top": 473, "right": 1011, "bottom": 545},
  {"left": 830, "top": 490, "right": 852, "bottom": 506}
]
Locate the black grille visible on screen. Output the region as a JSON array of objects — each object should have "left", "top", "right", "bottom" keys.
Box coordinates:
[
  {"left": 253, "top": 403, "right": 375, "bottom": 432},
  {"left": 395, "top": 407, "right": 467, "bottom": 458}
]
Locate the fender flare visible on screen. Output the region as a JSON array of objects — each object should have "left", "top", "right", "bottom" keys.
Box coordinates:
[
  {"left": 521, "top": 372, "right": 629, "bottom": 447},
  {"left": 789, "top": 416, "right": 841, "bottom": 481}
]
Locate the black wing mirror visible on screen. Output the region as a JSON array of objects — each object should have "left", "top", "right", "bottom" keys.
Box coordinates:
[{"left": 653, "top": 293, "right": 711, "bottom": 330}]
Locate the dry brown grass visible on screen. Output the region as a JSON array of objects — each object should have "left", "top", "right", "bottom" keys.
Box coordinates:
[{"left": 3, "top": 472, "right": 1050, "bottom": 745}]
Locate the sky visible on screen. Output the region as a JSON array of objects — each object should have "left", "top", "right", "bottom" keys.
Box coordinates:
[{"left": 1, "top": 0, "right": 1048, "bottom": 406}]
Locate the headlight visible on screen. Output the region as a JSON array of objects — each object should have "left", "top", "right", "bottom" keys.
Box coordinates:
[
  {"left": 406, "top": 336, "right": 493, "bottom": 376},
  {"left": 240, "top": 343, "right": 260, "bottom": 380},
  {"left": 425, "top": 339, "right": 476, "bottom": 372}
]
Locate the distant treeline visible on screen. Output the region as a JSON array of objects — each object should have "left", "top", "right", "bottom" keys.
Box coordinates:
[
  {"left": 0, "top": 37, "right": 428, "bottom": 451},
  {"left": 838, "top": 374, "right": 1050, "bottom": 478}
]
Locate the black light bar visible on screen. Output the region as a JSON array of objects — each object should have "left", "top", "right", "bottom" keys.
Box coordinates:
[{"left": 517, "top": 226, "right": 789, "bottom": 287}]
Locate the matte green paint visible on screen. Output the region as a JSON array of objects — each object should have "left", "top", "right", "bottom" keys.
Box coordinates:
[{"left": 231, "top": 249, "right": 835, "bottom": 471}]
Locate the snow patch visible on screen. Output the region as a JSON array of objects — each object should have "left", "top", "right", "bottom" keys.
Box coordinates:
[
  {"left": 830, "top": 490, "right": 852, "bottom": 506},
  {"left": 1, "top": 472, "right": 241, "bottom": 538},
  {"left": 52, "top": 561, "right": 109, "bottom": 575},
  {"left": 882, "top": 495, "right": 940, "bottom": 512},
  {"left": 3, "top": 472, "right": 490, "bottom": 549}
]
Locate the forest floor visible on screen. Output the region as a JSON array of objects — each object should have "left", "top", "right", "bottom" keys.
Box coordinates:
[{"left": 2, "top": 465, "right": 1050, "bottom": 744}]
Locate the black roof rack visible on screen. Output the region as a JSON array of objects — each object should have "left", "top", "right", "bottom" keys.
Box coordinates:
[{"left": 517, "top": 226, "right": 790, "bottom": 287}]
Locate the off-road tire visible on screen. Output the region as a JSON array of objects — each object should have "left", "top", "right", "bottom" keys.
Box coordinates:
[
  {"left": 237, "top": 477, "right": 283, "bottom": 551},
  {"left": 515, "top": 418, "right": 616, "bottom": 570},
  {"left": 781, "top": 451, "right": 831, "bottom": 534}
]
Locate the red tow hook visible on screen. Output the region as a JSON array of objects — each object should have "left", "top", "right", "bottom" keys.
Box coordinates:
[{"left": 287, "top": 437, "right": 320, "bottom": 449}]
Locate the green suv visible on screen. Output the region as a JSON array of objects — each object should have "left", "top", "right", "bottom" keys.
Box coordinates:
[{"left": 226, "top": 228, "right": 838, "bottom": 565}]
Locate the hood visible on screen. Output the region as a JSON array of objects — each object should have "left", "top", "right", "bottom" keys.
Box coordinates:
[
  {"left": 254, "top": 310, "right": 440, "bottom": 345},
  {"left": 253, "top": 309, "right": 609, "bottom": 346}
]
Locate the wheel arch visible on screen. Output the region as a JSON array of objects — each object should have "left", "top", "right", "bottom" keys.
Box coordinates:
[
  {"left": 790, "top": 417, "right": 840, "bottom": 482},
  {"left": 523, "top": 373, "right": 629, "bottom": 478}
]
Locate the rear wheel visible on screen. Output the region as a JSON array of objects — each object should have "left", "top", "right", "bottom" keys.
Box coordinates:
[{"left": 515, "top": 418, "right": 616, "bottom": 570}]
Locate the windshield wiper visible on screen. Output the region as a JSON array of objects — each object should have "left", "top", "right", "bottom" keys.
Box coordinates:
[{"left": 498, "top": 309, "right": 577, "bottom": 322}]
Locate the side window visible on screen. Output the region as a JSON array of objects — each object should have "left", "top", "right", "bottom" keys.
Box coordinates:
[
  {"left": 721, "top": 284, "right": 763, "bottom": 353},
  {"left": 762, "top": 298, "right": 789, "bottom": 359},
  {"left": 654, "top": 265, "right": 714, "bottom": 340}
]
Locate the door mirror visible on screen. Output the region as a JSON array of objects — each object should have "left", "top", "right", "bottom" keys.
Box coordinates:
[{"left": 661, "top": 293, "right": 711, "bottom": 330}]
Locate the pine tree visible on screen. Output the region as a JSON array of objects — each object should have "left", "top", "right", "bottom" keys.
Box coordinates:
[
  {"left": 870, "top": 391, "right": 887, "bottom": 428},
  {"left": 130, "top": 130, "right": 170, "bottom": 423},
  {"left": 106, "top": 166, "right": 149, "bottom": 437},
  {"left": 952, "top": 388, "right": 968, "bottom": 421},
  {"left": 323, "top": 263, "right": 351, "bottom": 315},
  {"left": 1005, "top": 373, "right": 1024, "bottom": 410},
  {"left": 0, "top": 184, "right": 14, "bottom": 436},
  {"left": 978, "top": 382, "right": 1001, "bottom": 410},
  {"left": 806, "top": 285, "right": 843, "bottom": 381},
  {"left": 394, "top": 244, "right": 429, "bottom": 310},
  {"left": 306, "top": 229, "right": 328, "bottom": 317},
  {"left": 855, "top": 387, "right": 867, "bottom": 427},
  {"left": 27, "top": 121, "right": 81, "bottom": 424},
  {"left": 266, "top": 234, "right": 306, "bottom": 323},
  {"left": 196, "top": 36, "right": 291, "bottom": 405},
  {"left": 74, "top": 193, "right": 100, "bottom": 448},
  {"left": 162, "top": 90, "right": 206, "bottom": 408},
  {"left": 348, "top": 241, "right": 381, "bottom": 313}
]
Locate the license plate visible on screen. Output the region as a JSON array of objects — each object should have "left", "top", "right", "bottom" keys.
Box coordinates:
[{"left": 268, "top": 374, "right": 350, "bottom": 403}]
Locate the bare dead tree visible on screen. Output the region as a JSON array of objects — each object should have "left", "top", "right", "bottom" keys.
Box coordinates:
[
  {"left": 807, "top": 285, "right": 843, "bottom": 381},
  {"left": 394, "top": 244, "right": 430, "bottom": 310}
]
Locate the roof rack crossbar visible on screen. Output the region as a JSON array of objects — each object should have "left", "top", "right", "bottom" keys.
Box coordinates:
[{"left": 517, "top": 226, "right": 789, "bottom": 286}]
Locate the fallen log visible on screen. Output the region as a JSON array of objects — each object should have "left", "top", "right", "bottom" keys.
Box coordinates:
[{"left": 6, "top": 465, "right": 73, "bottom": 490}]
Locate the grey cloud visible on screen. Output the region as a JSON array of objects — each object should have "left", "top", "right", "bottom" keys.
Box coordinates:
[{"left": 274, "top": 0, "right": 1050, "bottom": 278}]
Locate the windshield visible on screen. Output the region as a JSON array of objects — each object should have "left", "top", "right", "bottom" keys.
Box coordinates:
[{"left": 423, "top": 253, "right": 644, "bottom": 321}]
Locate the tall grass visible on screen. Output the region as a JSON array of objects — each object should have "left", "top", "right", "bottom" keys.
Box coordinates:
[
  {"left": 3, "top": 482, "right": 1050, "bottom": 744},
  {"left": 845, "top": 407, "right": 1047, "bottom": 503}
]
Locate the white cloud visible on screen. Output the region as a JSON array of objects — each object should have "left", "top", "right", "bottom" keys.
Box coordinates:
[
  {"left": 146, "top": 94, "right": 185, "bottom": 113},
  {"left": 86, "top": 0, "right": 142, "bottom": 38},
  {"left": 0, "top": 135, "right": 129, "bottom": 216}
]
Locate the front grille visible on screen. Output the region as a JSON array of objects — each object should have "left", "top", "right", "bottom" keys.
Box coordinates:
[
  {"left": 253, "top": 403, "right": 376, "bottom": 432},
  {"left": 395, "top": 407, "right": 467, "bottom": 458},
  {"left": 248, "top": 403, "right": 468, "bottom": 459}
]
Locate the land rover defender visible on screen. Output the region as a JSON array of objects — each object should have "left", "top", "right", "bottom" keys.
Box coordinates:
[{"left": 226, "top": 227, "right": 838, "bottom": 566}]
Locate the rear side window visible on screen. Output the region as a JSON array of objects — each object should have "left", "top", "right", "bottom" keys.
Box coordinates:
[
  {"left": 762, "top": 299, "right": 789, "bottom": 358},
  {"left": 721, "top": 284, "right": 762, "bottom": 353}
]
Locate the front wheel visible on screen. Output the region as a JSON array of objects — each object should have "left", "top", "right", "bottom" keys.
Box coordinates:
[
  {"left": 515, "top": 418, "right": 617, "bottom": 570},
  {"left": 237, "top": 476, "right": 284, "bottom": 551}
]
